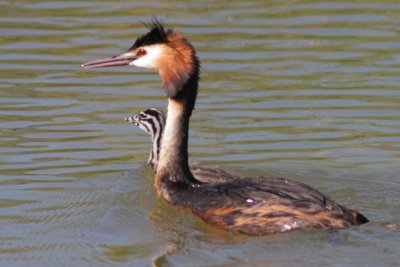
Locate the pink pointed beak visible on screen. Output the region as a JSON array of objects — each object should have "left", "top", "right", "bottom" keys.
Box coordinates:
[{"left": 81, "top": 52, "right": 138, "bottom": 69}]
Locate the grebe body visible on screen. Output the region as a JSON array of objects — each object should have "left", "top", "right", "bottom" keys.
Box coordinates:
[
  {"left": 164, "top": 176, "right": 367, "bottom": 235},
  {"left": 82, "top": 21, "right": 368, "bottom": 235}
]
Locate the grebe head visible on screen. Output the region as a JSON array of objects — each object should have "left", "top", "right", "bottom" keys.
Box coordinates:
[
  {"left": 81, "top": 20, "right": 199, "bottom": 99},
  {"left": 83, "top": 20, "right": 200, "bottom": 186},
  {"left": 126, "top": 108, "right": 165, "bottom": 137}
]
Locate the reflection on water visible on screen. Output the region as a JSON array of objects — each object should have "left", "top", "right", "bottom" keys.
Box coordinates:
[{"left": 0, "top": 1, "right": 399, "bottom": 266}]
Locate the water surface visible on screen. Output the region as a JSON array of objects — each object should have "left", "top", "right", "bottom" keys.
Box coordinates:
[{"left": 1, "top": 1, "right": 399, "bottom": 266}]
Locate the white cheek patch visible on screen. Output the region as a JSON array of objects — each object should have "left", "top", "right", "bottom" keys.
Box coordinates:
[{"left": 130, "top": 45, "right": 164, "bottom": 69}]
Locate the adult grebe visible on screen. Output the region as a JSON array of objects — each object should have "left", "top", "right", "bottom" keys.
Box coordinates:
[
  {"left": 125, "top": 108, "right": 238, "bottom": 183},
  {"left": 82, "top": 21, "right": 368, "bottom": 235}
]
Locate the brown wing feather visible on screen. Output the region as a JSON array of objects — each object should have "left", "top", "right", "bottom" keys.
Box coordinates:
[{"left": 168, "top": 177, "right": 367, "bottom": 235}]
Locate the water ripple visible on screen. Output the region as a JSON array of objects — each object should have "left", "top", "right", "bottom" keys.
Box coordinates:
[{"left": 0, "top": 1, "right": 399, "bottom": 266}]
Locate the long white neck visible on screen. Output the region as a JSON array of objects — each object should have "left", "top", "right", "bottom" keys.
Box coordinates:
[
  {"left": 154, "top": 73, "right": 200, "bottom": 202},
  {"left": 156, "top": 98, "right": 193, "bottom": 182}
]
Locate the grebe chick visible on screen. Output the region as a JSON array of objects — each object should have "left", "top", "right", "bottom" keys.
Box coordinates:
[
  {"left": 125, "top": 108, "right": 238, "bottom": 183},
  {"left": 126, "top": 108, "right": 165, "bottom": 171},
  {"left": 82, "top": 21, "right": 368, "bottom": 235}
]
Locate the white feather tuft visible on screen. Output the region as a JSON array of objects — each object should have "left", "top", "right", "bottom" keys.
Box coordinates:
[{"left": 130, "top": 45, "right": 164, "bottom": 69}]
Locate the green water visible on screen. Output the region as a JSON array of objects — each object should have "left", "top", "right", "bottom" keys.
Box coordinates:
[{"left": 1, "top": 1, "right": 399, "bottom": 266}]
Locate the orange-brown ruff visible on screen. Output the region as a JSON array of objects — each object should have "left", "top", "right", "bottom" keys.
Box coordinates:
[{"left": 82, "top": 21, "right": 368, "bottom": 235}]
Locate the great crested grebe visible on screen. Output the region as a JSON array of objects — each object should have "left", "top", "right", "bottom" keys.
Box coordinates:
[
  {"left": 125, "top": 108, "right": 238, "bottom": 183},
  {"left": 82, "top": 21, "right": 368, "bottom": 235}
]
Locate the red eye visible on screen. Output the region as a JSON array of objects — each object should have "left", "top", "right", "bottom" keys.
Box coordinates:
[{"left": 137, "top": 48, "right": 147, "bottom": 56}]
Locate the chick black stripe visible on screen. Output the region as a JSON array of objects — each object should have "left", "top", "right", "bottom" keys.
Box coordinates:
[
  {"left": 141, "top": 121, "right": 150, "bottom": 133},
  {"left": 141, "top": 116, "right": 164, "bottom": 167}
]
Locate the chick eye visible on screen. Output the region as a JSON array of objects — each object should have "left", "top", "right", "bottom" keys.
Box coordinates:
[{"left": 137, "top": 48, "right": 147, "bottom": 56}]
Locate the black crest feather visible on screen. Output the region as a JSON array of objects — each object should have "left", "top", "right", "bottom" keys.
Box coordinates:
[{"left": 130, "top": 19, "right": 171, "bottom": 50}]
